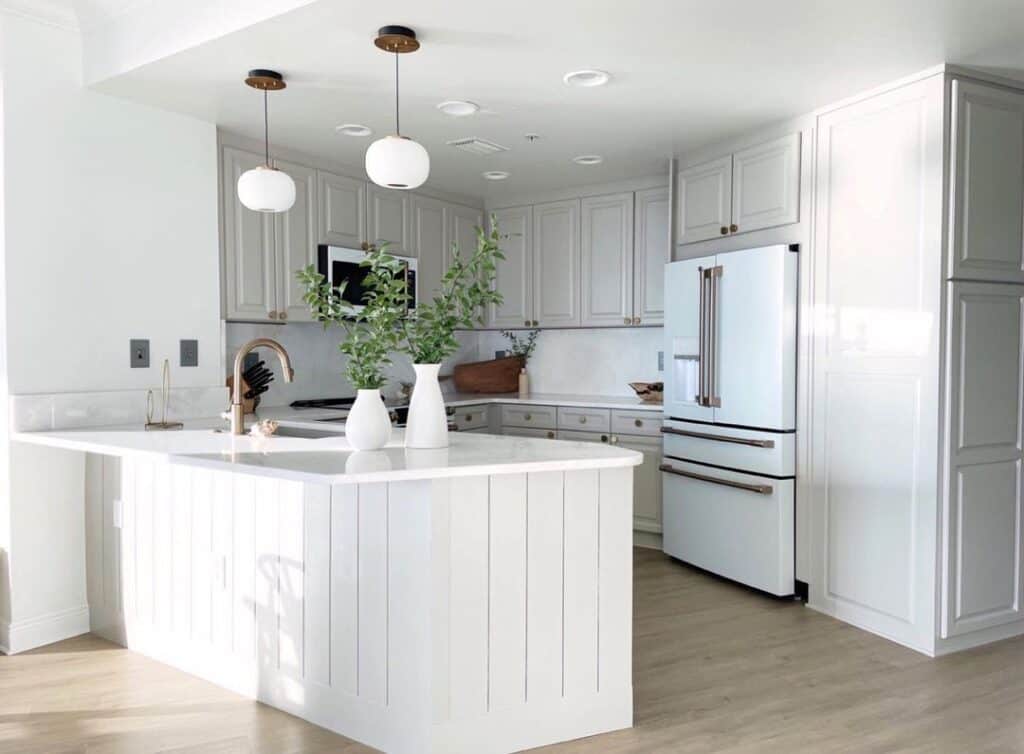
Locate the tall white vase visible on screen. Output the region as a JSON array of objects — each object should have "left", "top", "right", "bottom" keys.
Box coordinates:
[
  {"left": 345, "top": 389, "right": 392, "bottom": 451},
  {"left": 405, "top": 363, "right": 449, "bottom": 449}
]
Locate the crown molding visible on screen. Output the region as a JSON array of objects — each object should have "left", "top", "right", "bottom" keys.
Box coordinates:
[{"left": 0, "top": 0, "right": 78, "bottom": 30}]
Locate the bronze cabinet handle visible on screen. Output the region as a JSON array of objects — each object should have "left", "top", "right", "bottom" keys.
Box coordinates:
[
  {"left": 623, "top": 317, "right": 631, "bottom": 325},
  {"left": 634, "top": 419, "right": 643, "bottom": 427},
  {"left": 720, "top": 226, "right": 728, "bottom": 235},
  {"left": 279, "top": 311, "right": 288, "bottom": 321},
  {"left": 729, "top": 223, "right": 738, "bottom": 233},
  {"left": 546, "top": 431, "right": 555, "bottom": 439},
  {"left": 633, "top": 316, "right": 641, "bottom": 325},
  {"left": 579, "top": 416, "right": 587, "bottom": 424},
  {"left": 524, "top": 413, "right": 532, "bottom": 421},
  {"left": 269, "top": 311, "right": 278, "bottom": 320}
]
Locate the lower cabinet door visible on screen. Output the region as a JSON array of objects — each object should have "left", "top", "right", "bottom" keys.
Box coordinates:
[
  {"left": 661, "top": 458, "right": 794, "bottom": 595},
  {"left": 618, "top": 435, "right": 663, "bottom": 534},
  {"left": 502, "top": 426, "right": 556, "bottom": 439}
]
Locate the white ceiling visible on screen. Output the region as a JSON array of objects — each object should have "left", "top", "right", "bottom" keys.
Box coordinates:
[{"left": 90, "top": 0, "right": 1024, "bottom": 200}]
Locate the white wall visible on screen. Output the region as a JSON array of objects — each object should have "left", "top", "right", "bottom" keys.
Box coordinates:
[{"left": 2, "top": 13, "right": 223, "bottom": 396}]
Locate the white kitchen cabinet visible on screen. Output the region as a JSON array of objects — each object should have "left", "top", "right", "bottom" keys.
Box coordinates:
[
  {"left": 949, "top": 80, "right": 1024, "bottom": 283},
  {"left": 448, "top": 203, "right": 483, "bottom": 264},
  {"left": 617, "top": 434, "right": 662, "bottom": 533},
  {"left": 731, "top": 133, "right": 800, "bottom": 235},
  {"left": 488, "top": 206, "right": 534, "bottom": 328},
  {"left": 317, "top": 169, "right": 366, "bottom": 248},
  {"left": 676, "top": 155, "right": 732, "bottom": 244},
  {"left": 367, "top": 184, "right": 412, "bottom": 255},
  {"left": 411, "top": 195, "right": 447, "bottom": 301},
  {"left": 633, "top": 187, "right": 670, "bottom": 326},
  {"left": 274, "top": 160, "right": 317, "bottom": 322},
  {"left": 533, "top": 199, "right": 580, "bottom": 327},
  {"left": 942, "top": 281, "right": 1024, "bottom": 638},
  {"left": 581, "top": 193, "right": 634, "bottom": 327}
]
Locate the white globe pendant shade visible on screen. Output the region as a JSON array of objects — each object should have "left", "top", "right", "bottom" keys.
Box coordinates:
[
  {"left": 365, "top": 135, "right": 429, "bottom": 190},
  {"left": 237, "top": 165, "right": 296, "bottom": 213}
]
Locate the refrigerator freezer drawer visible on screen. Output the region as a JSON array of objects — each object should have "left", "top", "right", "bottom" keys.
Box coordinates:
[
  {"left": 661, "top": 459, "right": 794, "bottom": 596},
  {"left": 661, "top": 419, "right": 795, "bottom": 477}
]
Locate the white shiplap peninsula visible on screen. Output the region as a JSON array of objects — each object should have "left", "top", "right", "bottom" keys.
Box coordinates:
[{"left": 15, "top": 425, "right": 641, "bottom": 754}]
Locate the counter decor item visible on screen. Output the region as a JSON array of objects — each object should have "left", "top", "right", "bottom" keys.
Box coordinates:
[
  {"left": 628, "top": 381, "right": 664, "bottom": 403},
  {"left": 452, "top": 355, "right": 525, "bottom": 392},
  {"left": 402, "top": 222, "right": 504, "bottom": 448},
  {"left": 502, "top": 328, "right": 539, "bottom": 397},
  {"left": 297, "top": 245, "right": 407, "bottom": 450},
  {"left": 145, "top": 360, "right": 184, "bottom": 431}
]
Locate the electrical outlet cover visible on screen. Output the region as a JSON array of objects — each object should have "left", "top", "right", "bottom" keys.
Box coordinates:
[
  {"left": 130, "top": 339, "right": 150, "bottom": 368},
  {"left": 180, "top": 339, "right": 199, "bottom": 367}
]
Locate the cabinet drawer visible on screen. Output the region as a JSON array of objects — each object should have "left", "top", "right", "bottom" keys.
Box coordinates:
[
  {"left": 556, "top": 429, "right": 612, "bottom": 444},
  {"left": 661, "top": 419, "right": 794, "bottom": 477},
  {"left": 503, "top": 426, "right": 556, "bottom": 439},
  {"left": 501, "top": 404, "right": 557, "bottom": 430},
  {"left": 450, "top": 405, "right": 489, "bottom": 431},
  {"left": 557, "top": 407, "right": 611, "bottom": 432},
  {"left": 611, "top": 410, "right": 661, "bottom": 437},
  {"left": 661, "top": 458, "right": 794, "bottom": 595}
]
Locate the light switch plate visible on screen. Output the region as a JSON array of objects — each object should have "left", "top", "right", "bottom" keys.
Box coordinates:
[
  {"left": 130, "top": 339, "right": 150, "bottom": 368},
  {"left": 180, "top": 339, "right": 199, "bottom": 367},
  {"left": 495, "top": 349, "right": 507, "bottom": 359}
]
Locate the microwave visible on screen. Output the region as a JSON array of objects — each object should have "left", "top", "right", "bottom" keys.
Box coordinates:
[{"left": 316, "top": 245, "right": 417, "bottom": 313}]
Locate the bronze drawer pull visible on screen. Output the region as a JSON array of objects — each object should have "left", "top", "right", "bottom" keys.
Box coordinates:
[
  {"left": 661, "top": 425, "right": 774, "bottom": 448},
  {"left": 660, "top": 463, "right": 772, "bottom": 495}
]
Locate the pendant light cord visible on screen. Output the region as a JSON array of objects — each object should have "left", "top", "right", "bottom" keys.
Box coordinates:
[
  {"left": 394, "top": 52, "right": 400, "bottom": 136},
  {"left": 263, "top": 88, "right": 270, "bottom": 166}
]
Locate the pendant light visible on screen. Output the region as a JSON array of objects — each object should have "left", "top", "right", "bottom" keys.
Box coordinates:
[
  {"left": 237, "top": 69, "right": 296, "bottom": 213},
  {"left": 365, "top": 26, "right": 430, "bottom": 190}
]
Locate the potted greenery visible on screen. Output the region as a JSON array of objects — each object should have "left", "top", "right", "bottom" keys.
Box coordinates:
[
  {"left": 501, "top": 329, "right": 540, "bottom": 394},
  {"left": 296, "top": 246, "right": 408, "bottom": 450},
  {"left": 400, "top": 223, "right": 504, "bottom": 448}
]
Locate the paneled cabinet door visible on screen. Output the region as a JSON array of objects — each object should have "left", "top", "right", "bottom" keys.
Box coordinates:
[
  {"left": 533, "top": 199, "right": 580, "bottom": 327},
  {"left": 274, "top": 160, "right": 317, "bottom": 323},
  {"left": 676, "top": 155, "right": 732, "bottom": 245},
  {"left": 367, "top": 185, "right": 412, "bottom": 256},
  {"left": 942, "top": 282, "right": 1024, "bottom": 638},
  {"left": 581, "top": 193, "right": 634, "bottom": 327},
  {"left": 317, "top": 169, "right": 366, "bottom": 248},
  {"left": 618, "top": 434, "right": 663, "bottom": 533},
  {"left": 411, "top": 195, "right": 447, "bottom": 301},
  {"left": 488, "top": 206, "right": 534, "bottom": 328},
  {"left": 950, "top": 79, "right": 1024, "bottom": 283},
  {"left": 633, "top": 187, "right": 670, "bottom": 325},
  {"left": 223, "top": 147, "right": 276, "bottom": 321},
  {"left": 448, "top": 203, "right": 483, "bottom": 265},
  {"left": 731, "top": 133, "right": 800, "bottom": 235}
]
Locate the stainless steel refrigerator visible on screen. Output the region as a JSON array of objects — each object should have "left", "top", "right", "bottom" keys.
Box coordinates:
[{"left": 661, "top": 244, "right": 798, "bottom": 595}]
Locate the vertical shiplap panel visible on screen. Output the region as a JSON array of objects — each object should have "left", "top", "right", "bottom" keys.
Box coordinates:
[
  {"left": 255, "top": 479, "right": 281, "bottom": 670},
  {"left": 431, "top": 480, "right": 452, "bottom": 724},
  {"left": 448, "top": 475, "right": 489, "bottom": 719},
  {"left": 526, "top": 471, "right": 565, "bottom": 703},
  {"left": 488, "top": 473, "right": 527, "bottom": 710},
  {"left": 304, "top": 484, "right": 332, "bottom": 686},
  {"left": 151, "top": 462, "right": 173, "bottom": 631},
  {"left": 211, "top": 473, "right": 235, "bottom": 651},
  {"left": 191, "top": 469, "right": 214, "bottom": 643},
  {"left": 278, "top": 480, "right": 305, "bottom": 677},
  {"left": 134, "top": 460, "right": 155, "bottom": 625},
  {"left": 233, "top": 474, "right": 257, "bottom": 659},
  {"left": 171, "top": 466, "right": 193, "bottom": 636},
  {"left": 330, "top": 484, "right": 359, "bottom": 695},
  {"left": 102, "top": 456, "right": 122, "bottom": 612},
  {"left": 85, "top": 454, "right": 104, "bottom": 609},
  {"left": 563, "top": 469, "right": 600, "bottom": 697},
  {"left": 597, "top": 468, "right": 633, "bottom": 693},
  {"left": 121, "top": 459, "right": 137, "bottom": 619},
  {"left": 358, "top": 483, "right": 389, "bottom": 705}
]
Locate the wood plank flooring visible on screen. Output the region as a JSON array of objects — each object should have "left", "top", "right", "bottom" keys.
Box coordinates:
[{"left": 3, "top": 547, "right": 1024, "bottom": 753}]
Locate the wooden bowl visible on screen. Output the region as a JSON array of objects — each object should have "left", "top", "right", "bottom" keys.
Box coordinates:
[{"left": 629, "top": 382, "right": 664, "bottom": 403}]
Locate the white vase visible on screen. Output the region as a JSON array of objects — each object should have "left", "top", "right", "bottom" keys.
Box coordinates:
[
  {"left": 345, "top": 389, "right": 392, "bottom": 451},
  {"left": 405, "top": 363, "right": 449, "bottom": 449}
]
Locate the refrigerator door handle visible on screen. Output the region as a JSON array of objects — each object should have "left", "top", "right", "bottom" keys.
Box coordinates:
[
  {"left": 659, "top": 463, "right": 773, "bottom": 495},
  {"left": 707, "top": 265, "right": 723, "bottom": 408},
  {"left": 661, "top": 425, "right": 775, "bottom": 448},
  {"left": 697, "top": 266, "right": 707, "bottom": 406}
]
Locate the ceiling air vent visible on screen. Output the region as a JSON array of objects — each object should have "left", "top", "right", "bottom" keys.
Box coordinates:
[{"left": 446, "top": 137, "right": 509, "bottom": 156}]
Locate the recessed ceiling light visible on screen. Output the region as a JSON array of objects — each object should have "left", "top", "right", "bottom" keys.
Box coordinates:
[
  {"left": 336, "top": 123, "right": 372, "bottom": 136},
  {"left": 437, "top": 100, "right": 480, "bottom": 117},
  {"left": 563, "top": 69, "right": 611, "bottom": 88},
  {"left": 483, "top": 170, "right": 510, "bottom": 181},
  {"left": 573, "top": 155, "right": 603, "bottom": 165}
]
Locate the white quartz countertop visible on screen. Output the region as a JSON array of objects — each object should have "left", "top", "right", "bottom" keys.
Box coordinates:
[{"left": 13, "top": 417, "right": 642, "bottom": 485}]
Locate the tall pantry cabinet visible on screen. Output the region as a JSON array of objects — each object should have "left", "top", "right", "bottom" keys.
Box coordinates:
[{"left": 807, "top": 70, "right": 1024, "bottom": 656}]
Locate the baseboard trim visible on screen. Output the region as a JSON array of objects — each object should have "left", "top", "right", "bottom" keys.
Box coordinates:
[
  {"left": 0, "top": 604, "right": 90, "bottom": 654},
  {"left": 633, "top": 530, "right": 662, "bottom": 550}
]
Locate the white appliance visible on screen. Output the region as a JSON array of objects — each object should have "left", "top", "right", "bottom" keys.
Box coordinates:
[
  {"left": 317, "top": 244, "right": 418, "bottom": 313},
  {"left": 661, "top": 244, "right": 798, "bottom": 596}
]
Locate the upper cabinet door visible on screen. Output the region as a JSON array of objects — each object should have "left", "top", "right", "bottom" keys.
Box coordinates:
[
  {"left": 950, "top": 79, "right": 1024, "bottom": 283},
  {"left": 448, "top": 203, "right": 483, "bottom": 267},
  {"left": 274, "top": 160, "right": 317, "bottom": 323},
  {"left": 731, "top": 133, "right": 800, "bottom": 235},
  {"left": 488, "top": 206, "right": 534, "bottom": 328},
  {"left": 533, "top": 199, "right": 581, "bottom": 327},
  {"left": 317, "top": 170, "right": 366, "bottom": 248},
  {"left": 367, "top": 185, "right": 412, "bottom": 256},
  {"left": 633, "top": 187, "right": 670, "bottom": 326},
  {"left": 411, "top": 194, "right": 447, "bottom": 302},
  {"left": 676, "top": 155, "right": 732, "bottom": 245},
  {"left": 581, "top": 193, "right": 634, "bottom": 327},
  {"left": 222, "top": 147, "right": 276, "bottom": 322}
]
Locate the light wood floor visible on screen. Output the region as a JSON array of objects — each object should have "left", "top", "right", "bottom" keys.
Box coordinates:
[{"left": 4, "top": 548, "right": 1024, "bottom": 753}]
